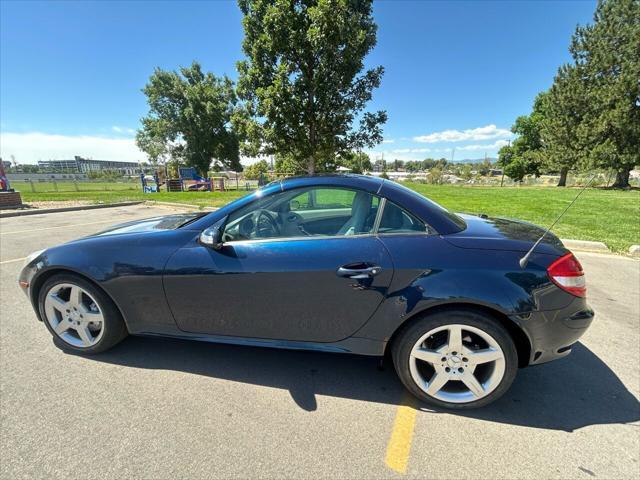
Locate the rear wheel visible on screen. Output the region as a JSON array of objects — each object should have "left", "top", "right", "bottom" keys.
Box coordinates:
[
  {"left": 392, "top": 309, "right": 518, "bottom": 409},
  {"left": 38, "top": 273, "right": 128, "bottom": 354}
]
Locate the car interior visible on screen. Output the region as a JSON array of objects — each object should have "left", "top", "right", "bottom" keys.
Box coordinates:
[{"left": 221, "top": 187, "right": 428, "bottom": 242}]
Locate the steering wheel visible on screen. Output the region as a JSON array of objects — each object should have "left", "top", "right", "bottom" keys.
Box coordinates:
[{"left": 254, "top": 209, "right": 280, "bottom": 238}]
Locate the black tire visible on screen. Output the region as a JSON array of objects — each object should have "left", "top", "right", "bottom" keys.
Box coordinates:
[
  {"left": 38, "top": 273, "right": 128, "bottom": 354},
  {"left": 391, "top": 309, "right": 518, "bottom": 409}
]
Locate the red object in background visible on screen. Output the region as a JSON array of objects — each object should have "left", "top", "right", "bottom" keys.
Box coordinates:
[{"left": 0, "top": 159, "right": 9, "bottom": 191}]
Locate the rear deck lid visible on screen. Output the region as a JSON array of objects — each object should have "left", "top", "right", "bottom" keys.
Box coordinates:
[{"left": 443, "top": 214, "right": 567, "bottom": 255}]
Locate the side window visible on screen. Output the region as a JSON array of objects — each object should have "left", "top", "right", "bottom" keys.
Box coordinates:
[
  {"left": 377, "top": 201, "right": 428, "bottom": 234},
  {"left": 222, "top": 186, "right": 381, "bottom": 242},
  {"left": 290, "top": 188, "right": 357, "bottom": 211}
]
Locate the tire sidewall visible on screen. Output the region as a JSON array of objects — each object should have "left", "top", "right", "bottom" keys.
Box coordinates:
[
  {"left": 392, "top": 309, "right": 518, "bottom": 410},
  {"left": 38, "top": 273, "right": 126, "bottom": 354}
]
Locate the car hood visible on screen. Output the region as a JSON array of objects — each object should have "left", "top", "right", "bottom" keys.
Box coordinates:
[
  {"left": 90, "top": 212, "right": 208, "bottom": 237},
  {"left": 444, "top": 213, "right": 567, "bottom": 255}
]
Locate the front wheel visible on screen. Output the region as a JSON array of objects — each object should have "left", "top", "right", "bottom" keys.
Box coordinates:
[
  {"left": 391, "top": 310, "right": 518, "bottom": 409},
  {"left": 38, "top": 273, "right": 128, "bottom": 354}
]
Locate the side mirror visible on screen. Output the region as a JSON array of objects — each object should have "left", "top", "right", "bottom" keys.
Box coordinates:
[{"left": 199, "top": 225, "right": 223, "bottom": 250}]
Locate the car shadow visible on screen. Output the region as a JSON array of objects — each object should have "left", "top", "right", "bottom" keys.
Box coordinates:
[{"left": 75, "top": 337, "right": 639, "bottom": 432}]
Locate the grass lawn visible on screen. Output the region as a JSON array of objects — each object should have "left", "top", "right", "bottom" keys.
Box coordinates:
[{"left": 16, "top": 182, "right": 639, "bottom": 253}]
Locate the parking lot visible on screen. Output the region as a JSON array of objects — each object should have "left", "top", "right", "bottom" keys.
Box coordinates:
[{"left": 1, "top": 204, "right": 639, "bottom": 479}]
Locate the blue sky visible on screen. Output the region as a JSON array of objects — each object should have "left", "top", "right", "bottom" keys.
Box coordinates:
[{"left": 0, "top": 0, "right": 596, "bottom": 164}]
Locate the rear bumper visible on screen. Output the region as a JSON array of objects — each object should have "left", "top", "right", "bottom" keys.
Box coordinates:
[{"left": 513, "top": 297, "right": 595, "bottom": 366}]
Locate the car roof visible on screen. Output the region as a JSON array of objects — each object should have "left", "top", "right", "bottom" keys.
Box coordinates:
[{"left": 278, "top": 174, "right": 384, "bottom": 194}]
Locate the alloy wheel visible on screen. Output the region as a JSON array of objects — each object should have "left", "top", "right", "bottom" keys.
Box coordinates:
[
  {"left": 409, "top": 324, "right": 506, "bottom": 404},
  {"left": 44, "top": 283, "right": 105, "bottom": 348}
]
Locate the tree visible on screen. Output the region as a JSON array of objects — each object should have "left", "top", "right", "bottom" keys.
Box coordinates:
[
  {"left": 540, "top": 67, "right": 588, "bottom": 186},
  {"left": 137, "top": 62, "right": 241, "bottom": 177},
  {"left": 569, "top": 0, "right": 640, "bottom": 188},
  {"left": 234, "top": 0, "right": 387, "bottom": 174},
  {"left": 498, "top": 94, "right": 547, "bottom": 183},
  {"left": 339, "top": 151, "right": 372, "bottom": 173},
  {"left": 243, "top": 159, "right": 270, "bottom": 180}
]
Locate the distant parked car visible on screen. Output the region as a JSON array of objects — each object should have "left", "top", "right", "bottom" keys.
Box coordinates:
[{"left": 19, "top": 175, "right": 593, "bottom": 408}]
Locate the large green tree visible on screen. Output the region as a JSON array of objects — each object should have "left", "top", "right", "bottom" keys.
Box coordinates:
[
  {"left": 497, "top": 94, "right": 546, "bottom": 183},
  {"left": 137, "top": 62, "right": 241, "bottom": 176},
  {"left": 234, "top": 0, "right": 387, "bottom": 174},
  {"left": 569, "top": 0, "right": 640, "bottom": 188},
  {"left": 539, "top": 65, "right": 588, "bottom": 186}
]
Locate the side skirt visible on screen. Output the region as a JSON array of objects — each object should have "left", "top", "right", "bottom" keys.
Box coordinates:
[{"left": 132, "top": 328, "right": 386, "bottom": 356}]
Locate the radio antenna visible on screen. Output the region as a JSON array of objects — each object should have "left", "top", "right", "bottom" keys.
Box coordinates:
[{"left": 519, "top": 173, "right": 597, "bottom": 269}]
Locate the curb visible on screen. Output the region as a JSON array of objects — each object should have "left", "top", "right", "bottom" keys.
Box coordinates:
[
  {"left": 144, "top": 201, "right": 203, "bottom": 210},
  {"left": 629, "top": 245, "right": 640, "bottom": 257},
  {"left": 0, "top": 201, "right": 143, "bottom": 218},
  {"left": 561, "top": 238, "right": 610, "bottom": 253}
]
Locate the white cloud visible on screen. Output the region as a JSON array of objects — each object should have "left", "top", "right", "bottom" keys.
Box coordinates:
[
  {"left": 382, "top": 139, "right": 395, "bottom": 144},
  {"left": 456, "top": 140, "right": 509, "bottom": 151},
  {"left": 413, "top": 124, "right": 512, "bottom": 143},
  {"left": 0, "top": 132, "right": 145, "bottom": 163},
  {"left": 112, "top": 126, "right": 136, "bottom": 135}
]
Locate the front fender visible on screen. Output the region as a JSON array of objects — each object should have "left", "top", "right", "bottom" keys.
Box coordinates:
[{"left": 22, "top": 230, "right": 195, "bottom": 332}]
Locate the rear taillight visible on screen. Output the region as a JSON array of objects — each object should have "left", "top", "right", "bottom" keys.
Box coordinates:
[{"left": 547, "top": 253, "right": 586, "bottom": 298}]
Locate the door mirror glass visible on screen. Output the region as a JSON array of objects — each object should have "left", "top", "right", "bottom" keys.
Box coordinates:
[{"left": 199, "top": 225, "right": 223, "bottom": 250}]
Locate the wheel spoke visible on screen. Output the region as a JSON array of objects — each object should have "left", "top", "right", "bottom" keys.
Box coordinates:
[
  {"left": 69, "top": 286, "right": 83, "bottom": 309},
  {"left": 461, "top": 371, "right": 485, "bottom": 398},
  {"left": 76, "top": 324, "right": 94, "bottom": 347},
  {"left": 83, "top": 312, "right": 103, "bottom": 325},
  {"left": 468, "top": 348, "right": 502, "bottom": 365},
  {"left": 54, "top": 319, "right": 70, "bottom": 335},
  {"left": 411, "top": 348, "right": 443, "bottom": 364},
  {"left": 447, "top": 325, "right": 463, "bottom": 353},
  {"left": 47, "top": 294, "right": 68, "bottom": 313},
  {"left": 426, "top": 370, "right": 450, "bottom": 395}
]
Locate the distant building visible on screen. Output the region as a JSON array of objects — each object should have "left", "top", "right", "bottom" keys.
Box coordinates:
[{"left": 38, "top": 156, "right": 140, "bottom": 175}]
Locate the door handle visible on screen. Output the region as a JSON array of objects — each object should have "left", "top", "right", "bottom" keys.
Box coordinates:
[{"left": 336, "top": 265, "right": 382, "bottom": 279}]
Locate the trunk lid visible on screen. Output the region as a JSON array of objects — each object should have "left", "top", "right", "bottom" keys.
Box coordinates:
[{"left": 444, "top": 213, "right": 567, "bottom": 255}]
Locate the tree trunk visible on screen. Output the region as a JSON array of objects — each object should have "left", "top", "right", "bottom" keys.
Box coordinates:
[
  {"left": 557, "top": 168, "right": 569, "bottom": 187},
  {"left": 307, "top": 157, "right": 315, "bottom": 175},
  {"left": 611, "top": 167, "right": 631, "bottom": 188}
]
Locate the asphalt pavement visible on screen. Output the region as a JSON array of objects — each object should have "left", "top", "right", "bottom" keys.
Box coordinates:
[{"left": 0, "top": 205, "right": 638, "bottom": 479}]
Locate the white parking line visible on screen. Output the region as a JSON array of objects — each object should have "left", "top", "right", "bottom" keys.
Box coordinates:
[{"left": 0, "top": 257, "right": 26, "bottom": 265}]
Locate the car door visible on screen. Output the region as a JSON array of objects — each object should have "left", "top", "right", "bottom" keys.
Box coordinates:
[{"left": 163, "top": 186, "right": 393, "bottom": 343}]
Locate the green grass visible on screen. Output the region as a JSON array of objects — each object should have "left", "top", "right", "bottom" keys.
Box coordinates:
[
  {"left": 12, "top": 180, "right": 139, "bottom": 192},
  {"left": 16, "top": 182, "right": 640, "bottom": 253},
  {"left": 18, "top": 188, "right": 249, "bottom": 208},
  {"left": 405, "top": 183, "right": 639, "bottom": 253}
]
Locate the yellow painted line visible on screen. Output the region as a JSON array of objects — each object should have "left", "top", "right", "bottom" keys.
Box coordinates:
[
  {"left": 0, "top": 219, "right": 120, "bottom": 236},
  {"left": 0, "top": 257, "right": 26, "bottom": 265},
  {"left": 385, "top": 395, "right": 418, "bottom": 474}
]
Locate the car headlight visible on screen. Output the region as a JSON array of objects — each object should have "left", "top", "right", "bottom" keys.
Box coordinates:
[{"left": 23, "top": 249, "right": 45, "bottom": 267}]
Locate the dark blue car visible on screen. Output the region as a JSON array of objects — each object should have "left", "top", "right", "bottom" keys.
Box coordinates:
[{"left": 19, "top": 175, "right": 594, "bottom": 408}]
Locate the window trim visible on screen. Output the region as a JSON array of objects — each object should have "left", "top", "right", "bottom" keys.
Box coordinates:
[
  {"left": 373, "top": 197, "right": 435, "bottom": 237},
  {"left": 215, "top": 185, "right": 438, "bottom": 246}
]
